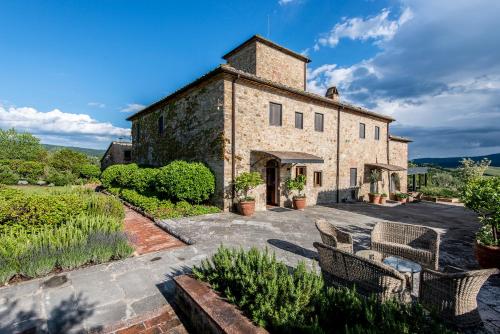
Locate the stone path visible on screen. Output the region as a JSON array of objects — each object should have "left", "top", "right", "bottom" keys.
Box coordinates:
[
  {"left": 124, "top": 207, "right": 185, "bottom": 255},
  {"left": 1, "top": 202, "right": 498, "bottom": 333}
]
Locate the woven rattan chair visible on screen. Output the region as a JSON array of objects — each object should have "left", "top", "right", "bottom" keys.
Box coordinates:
[
  {"left": 419, "top": 266, "right": 499, "bottom": 328},
  {"left": 371, "top": 221, "right": 440, "bottom": 269},
  {"left": 313, "top": 241, "right": 411, "bottom": 303},
  {"left": 315, "top": 219, "right": 353, "bottom": 254}
]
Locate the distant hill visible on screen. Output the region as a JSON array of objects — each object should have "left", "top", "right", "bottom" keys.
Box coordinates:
[
  {"left": 43, "top": 144, "right": 106, "bottom": 158},
  {"left": 412, "top": 153, "right": 500, "bottom": 168}
]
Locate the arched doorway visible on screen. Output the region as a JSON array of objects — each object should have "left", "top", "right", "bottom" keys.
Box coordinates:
[
  {"left": 390, "top": 173, "right": 401, "bottom": 193},
  {"left": 266, "top": 160, "right": 279, "bottom": 206}
]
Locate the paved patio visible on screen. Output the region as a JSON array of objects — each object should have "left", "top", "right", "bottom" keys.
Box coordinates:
[{"left": 1, "top": 202, "right": 498, "bottom": 333}]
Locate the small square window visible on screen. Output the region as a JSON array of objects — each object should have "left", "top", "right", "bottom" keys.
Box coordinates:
[
  {"left": 375, "top": 126, "right": 380, "bottom": 140},
  {"left": 295, "top": 112, "right": 303, "bottom": 129},
  {"left": 269, "top": 103, "right": 282, "bottom": 126},
  {"left": 315, "top": 113, "right": 324, "bottom": 132},
  {"left": 158, "top": 116, "right": 164, "bottom": 135},
  {"left": 124, "top": 150, "right": 132, "bottom": 161},
  {"left": 359, "top": 123, "right": 366, "bottom": 139},
  {"left": 137, "top": 123, "right": 141, "bottom": 140},
  {"left": 350, "top": 168, "right": 357, "bottom": 187},
  {"left": 313, "top": 171, "right": 322, "bottom": 187},
  {"left": 296, "top": 166, "right": 306, "bottom": 178}
]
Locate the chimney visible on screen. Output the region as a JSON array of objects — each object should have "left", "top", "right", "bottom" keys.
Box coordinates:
[{"left": 325, "top": 86, "right": 340, "bottom": 101}]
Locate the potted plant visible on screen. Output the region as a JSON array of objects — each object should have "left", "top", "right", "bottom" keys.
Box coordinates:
[
  {"left": 285, "top": 174, "right": 307, "bottom": 210},
  {"left": 234, "top": 171, "right": 264, "bottom": 216},
  {"left": 461, "top": 176, "right": 500, "bottom": 269},
  {"left": 368, "top": 170, "right": 381, "bottom": 204},
  {"left": 395, "top": 192, "right": 408, "bottom": 203},
  {"left": 379, "top": 193, "right": 388, "bottom": 204}
]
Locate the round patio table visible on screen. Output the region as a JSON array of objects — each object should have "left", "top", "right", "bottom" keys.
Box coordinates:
[
  {"left": 383, "top": 256, "right": 422, "bottom": 291},
  {"left": 355, "top": 249, "right": 383, "bottom": 262}
]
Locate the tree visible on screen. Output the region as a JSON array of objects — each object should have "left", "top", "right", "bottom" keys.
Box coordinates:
[
  {"left": 234, "top": 172, "right": 264, "bottom": 201},
  {"left": 285, "top": 174, "right": 307, "bottom": 198},
  {"left": 457, "top": 158, "right": 490, "bottom": 186},
  {"left": 0, "top": 128, "right": 45, "bottom": 161},
  {"left": 50, "top": 148, "right": 89, "bottom": 174},
  {"left": 461, "top": 177, "right": 500, "bottom": 246}
]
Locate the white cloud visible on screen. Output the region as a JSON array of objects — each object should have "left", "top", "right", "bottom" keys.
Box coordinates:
[
  {"left": 308, "top": 0, "right": 500, "bottom": 157},
  {"left": 87, "top": 102, "right": 106, "bottom": 108},
  {"left": 278, "top": 0, "right": 297, "bottom": 5},
  {"left": 120, "top": 103, "right": 145, "bottom": 113},
  {"left": 0, "top": 105, "right": 130, "bottom": 148},
  {"left": 315, "top": 7, "right": 412, "bottom": 49}
]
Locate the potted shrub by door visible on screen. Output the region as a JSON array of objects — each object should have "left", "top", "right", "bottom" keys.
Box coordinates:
[
  {"left": 461, "top": 176, "right": 500, "bottom": 269},
  {"left": 369, "top": 193, "right": 381, "bottom": 204},
  {"left": 234, "top": 172, "right": 264, "bottom": 216},
  {"left": 379, "top": 193, "right": 388, "bottom": 204},
  {"left": 395, "top": 192, "right": 408, "bottom": 203},
  {"left": 285, "top": 174, "right": 307, "bottom": 210}
]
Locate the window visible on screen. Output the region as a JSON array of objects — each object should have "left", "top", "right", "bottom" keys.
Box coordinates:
[
  {"left": 359, "top": 123, "right": 366, "bottom": 139},
  {"left": 313, "top": 171, "right": 322, "bottom": 187},
  {"left": 315, "top": 113, "right": 324, "bottom": 132},
  {"left": 296, "top": 166, "right": 306, "bottom": 178},
  {"left": 124, "top": 150, "right": 132, "bottom": 162},
  {"left": 295, "top": 112, "right": 303, "bottom": 129},
  {"left": 158, "top": 116, "right": 164, "bottom": 135},
  {"left": 269, "top": 103, "right": 282, "bottom": 126},
  {"left": 350, "top": 168, "right": 357, "bottom": 187},
  {"left": 375, "top": 126, "right": 380, "bottom": 140}
]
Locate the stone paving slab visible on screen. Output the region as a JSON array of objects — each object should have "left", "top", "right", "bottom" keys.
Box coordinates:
[{"left": 1, "top": 202, "right": 498, "bottom": 333}]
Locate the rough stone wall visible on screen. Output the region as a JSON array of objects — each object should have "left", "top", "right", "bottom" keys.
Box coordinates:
[
  {"left": 131, "top": 77, "right": 226, "bottom": 206},
  {"left": 101, "top": 142, "right": 132, "bottom": 170},
  {"left": 338, "top": 112, "right": 390, "bottom": 201},
  {"left": 225, "top": 43, "right": 257, "bottom": 75},
  {"left": 255, "top": 41, "right": 306, "bottom": 90},
  {"left": 223, "top": 78, "right": 338, "bottom": 211},
  {"left": 389, "top": 139, "right": 409, "bottom": 193}
]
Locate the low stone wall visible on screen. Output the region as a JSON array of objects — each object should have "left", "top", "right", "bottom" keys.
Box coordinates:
[{"left": 174, "top": 275, "right": 268, "bottom": 334}]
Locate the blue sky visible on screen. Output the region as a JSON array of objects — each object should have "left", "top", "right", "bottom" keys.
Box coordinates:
[{"left": 1, "top": 0, "right": 499, "bottom": 158}]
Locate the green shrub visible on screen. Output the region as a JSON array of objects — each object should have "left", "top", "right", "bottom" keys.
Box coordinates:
[
  {"left": 234, "top": 172, "right": 264, "bottom": 201},
  {"left": 50, "top": 148, "right": 88, "bottom": 174},
  {"left": 79, "top": 164, "right": 101, "bottom": 179},
  {"left": 46, "top": 168, "right": 77, "bottom": 186},
  {"left": 420, "top": 186, "right": 460, "bottom": 198},
  {"left": 129, "top": 167, "right": 159, "bottom": 194},
  {"left": 100, "top": 163, "right": 138, "bottom": 188},
  {"left": 0, "top": 192, "right": 86, "bottom": 229},
  {"left": 0, "top": 256, "right": 16, "bottom": 284},
  {"left": 156, "top": 161, "right": 215, "bottom": 203},
  {"left": 0, "top": 159, "right": 45, "bottom": 183},
  {"left": 0, "top": 165, "right": 19, "bottom": 185},
  {"left": 194, "top": 246, "right": 455, "bottom": 334},
  {"left": 86, "top": 194, "right": 124, "bottom": 221}
]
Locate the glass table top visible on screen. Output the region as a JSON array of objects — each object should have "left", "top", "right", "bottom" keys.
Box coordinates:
[{"left": 383, "top": 256, "right": 422, "bottom": 273}]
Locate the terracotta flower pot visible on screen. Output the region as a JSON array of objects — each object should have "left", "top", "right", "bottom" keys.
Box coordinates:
[
  {"left": 474, "top": 240, "right": 500, "bottom": 269},
  {"left": 239, "top": 200, "right": 255, "bottom": 216},
  {"left": 293, "top": 197, "right": 306, "bottom": 210},
  {"left": 398, "top": 198, "right": 406, "bottom": 203},
  {"left": 369, "top": 193, "right": 381, "bottom": 204},
  {"left": 379, "top": 196, "right": 387, "bottom": 204}
]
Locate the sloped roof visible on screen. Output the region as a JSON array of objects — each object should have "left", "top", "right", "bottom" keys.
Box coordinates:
[{"left": 222, "top": 34, "right": 311, "bottom": 63}]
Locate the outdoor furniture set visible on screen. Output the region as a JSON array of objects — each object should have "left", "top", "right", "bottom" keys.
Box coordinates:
[{"left": 314, "top": 219, "right": 499, "bottom": 329}]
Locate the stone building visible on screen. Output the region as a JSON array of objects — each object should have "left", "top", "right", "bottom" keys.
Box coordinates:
[
  {"left": 127, "top": 35, "right": 411, "bottom": 211},
  {"left": 100, "top": 141, "right": 133, "bottom": 170}
]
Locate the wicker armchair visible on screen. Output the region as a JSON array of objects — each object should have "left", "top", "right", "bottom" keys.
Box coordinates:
[
  {"left": 419, "top": 266, "right": 499, "bottom": 328},
  {"left": 315, "top": 219, "right": 353, "bottom": 253},
  {"left": 313, "top": 242, "right": 411, "bottom": 303},
  {"left": 371, "top": 221, "right": 440, "bottom": 269}
]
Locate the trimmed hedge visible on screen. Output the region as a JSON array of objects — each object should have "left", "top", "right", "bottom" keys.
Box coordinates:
[
  {"left": 79, "top": 164, "right": 101, "bottom": 179},
  {"left": 116, "top": 188, "right": 220, "bottom": 219},
  {"left": 155, "top": 161, "right": 215, "bottom": 203}
]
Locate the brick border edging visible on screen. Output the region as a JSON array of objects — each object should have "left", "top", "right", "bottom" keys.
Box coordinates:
[
  {"left": 97, "top": 187, "right": 196, "bottom": 245},
  {"left": 173, "top": 275, "right": 269, "bottom": 334}
]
